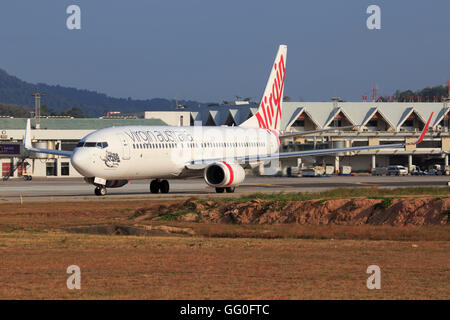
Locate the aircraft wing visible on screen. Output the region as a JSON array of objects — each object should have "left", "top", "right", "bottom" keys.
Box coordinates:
[
  {"left": 186, "top": 142, "right": 405, "bottom": 167},
  {"left": 186, "top": 112, "right": 433, "bottom": 166},
  {"left": 280, "top": 125, "right": 358, "bottom": 139},
  {"left": 24, "top": 119, "right": 73, "bottom": 157}
]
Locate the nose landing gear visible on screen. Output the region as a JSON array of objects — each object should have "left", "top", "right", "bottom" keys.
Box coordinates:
[
  {"left": 94, "top": 186, "right": 107, "bottom": 196},
  {"left": 150, "top": 179, "right": 170, "bottom": 194}
]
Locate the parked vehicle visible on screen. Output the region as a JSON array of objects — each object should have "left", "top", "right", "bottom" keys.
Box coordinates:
[
  {"left": 426, "top": 168, "right": 442, "bottom": 176},
  {"left": 410, "top": 165, "right": 424, "bottom": 176},
  {"left": 444, "top": 165, "right": 450, "bottom": 176},
  {"left": 386, "top": 165, "right": 408, "bottom": 176},
  {"left": 301, "top": 166, "right": 325, "bottom": 177},
  {"left": 339, "top": 166, "right": 352, "bottom": 175},
  {"left": 371, "top": 167, "right": 386, "bottom": 176},
  {"left": 411, "top": 168, "right": 426, "bottom": 176}
]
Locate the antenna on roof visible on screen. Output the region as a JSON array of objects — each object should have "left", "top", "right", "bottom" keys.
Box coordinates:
[{"left": 371, "top": 84, "right": 377, "bottom": 102}]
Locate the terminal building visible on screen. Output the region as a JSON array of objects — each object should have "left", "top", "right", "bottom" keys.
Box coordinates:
[{"left": 1, "top": 100, "right": 449, "bottom": 178}]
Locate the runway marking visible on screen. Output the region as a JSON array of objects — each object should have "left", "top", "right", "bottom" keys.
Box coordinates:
[
  {"left": 347, "top": 182, "right": 376, "bottom": 186},
  {"left": 263, "top": 184, "right": 293, "bottom": 188},
  {"left": 242, "top": 184, "right": 293, "bottom": 189}
]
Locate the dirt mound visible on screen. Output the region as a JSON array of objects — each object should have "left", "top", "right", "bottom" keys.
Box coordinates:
[{"left": 131, "top": 197, "right": 450, "bottom": 226}]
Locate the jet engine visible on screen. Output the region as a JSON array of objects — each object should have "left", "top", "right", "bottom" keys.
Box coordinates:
[{"left": 204, "top": 162, "right": 245, "bottom": 187}]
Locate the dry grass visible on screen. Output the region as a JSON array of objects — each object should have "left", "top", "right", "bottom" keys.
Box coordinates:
[
  {"left": 162, "top": 222, "right": 450, "bottom": 241},
  {"left": 0, "top": 232, "right": 448, "bottom": 299},
  {"left": 0, "top": 197, "right": 449, "bottom": 299}
]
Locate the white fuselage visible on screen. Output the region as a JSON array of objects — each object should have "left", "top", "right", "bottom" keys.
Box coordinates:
[{"left": 70, "top": 125, "right": 279, "bottom": 180}]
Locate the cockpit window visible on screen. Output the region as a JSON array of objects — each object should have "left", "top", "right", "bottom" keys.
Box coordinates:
[
  {"left": 84, "top": 142, "right": 97, "bottom": 147},
  {"left": 76, "top": 142, "right": 108, "bottom": 148}
]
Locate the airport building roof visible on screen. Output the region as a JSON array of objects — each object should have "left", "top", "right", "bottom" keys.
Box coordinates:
[
  {"left": 281, "top": 102, "right": 449, "bottom": 131},
  {"left": 144, "top": 101, "right": 449, "bottom": 132},
  {"left": 1, "top": 101, "right": 448, "bottom": 133},
  {"left": 0, "top": 117, "right": 166, "bottom": 130}
]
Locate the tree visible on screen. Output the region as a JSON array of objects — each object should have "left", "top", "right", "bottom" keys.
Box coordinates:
[
  {"left": 61, "top": 107, "right": 86, "bottom": 118},
  {"left": 40, "top": 104, "right": 58, "bottom": 116},
  {"left": 0, "top": 103, "right": 32, "bottom": 117},
  {"left": 394, "top": 85, "right": 447, "bottom": 101},
  {"left": 283, "top": 96, "right": 292, "bottom": 102}
]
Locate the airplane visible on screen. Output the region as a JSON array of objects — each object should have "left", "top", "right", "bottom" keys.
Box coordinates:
[{"left": 23, "top": 45, "right": 434, "bottom": 196}]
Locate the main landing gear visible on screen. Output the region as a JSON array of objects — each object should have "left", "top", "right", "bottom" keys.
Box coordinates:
[
  {"left": 215, "top": 187, "right": 235, "bottom": 193},
  {"left": 94, "top": 185, "right": 107, "bottom": 196},
  {"left": 150, "top": 179, "right": 170, "bottom": 194}
]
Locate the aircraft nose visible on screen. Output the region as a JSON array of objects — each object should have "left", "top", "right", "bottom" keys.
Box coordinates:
[{"left": 71, "top": 149, "right": 93, "bottom": 176}]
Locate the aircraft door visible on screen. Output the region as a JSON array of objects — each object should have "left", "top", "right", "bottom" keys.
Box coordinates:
[{"left": 117, "top": 133, "right": 131, "bottom": 160}]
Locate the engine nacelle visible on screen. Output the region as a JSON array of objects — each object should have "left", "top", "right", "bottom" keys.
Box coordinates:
[
  {"left": 204, "top": 162, "right": 245, "bottom": 187},
  {"left": 105, "top": 180, "right": 129, "bottom": 188},
  {"left": 84, "top": 177, "right": 128, "bottom": 188}
]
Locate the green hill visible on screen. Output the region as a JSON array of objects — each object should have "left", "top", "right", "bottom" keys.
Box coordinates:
[{"left": 0, "top": 68, "right": 205, "bottom": 117}]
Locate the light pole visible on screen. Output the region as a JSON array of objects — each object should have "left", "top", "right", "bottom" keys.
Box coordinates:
[{"left": 31, "top": 92, "right": 44, "bottom": 129}]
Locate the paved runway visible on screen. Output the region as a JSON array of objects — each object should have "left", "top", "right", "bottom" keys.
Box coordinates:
[{"left": 1, "top": 175, "right": 449, "bottom": 202}]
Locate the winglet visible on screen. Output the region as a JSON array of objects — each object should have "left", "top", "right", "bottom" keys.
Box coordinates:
[
  {"left": 408, "top": 112, "right": 433, "bottom": 145},
  {"left": 24, "top": 119, "right": 32, "bottom": 150}
]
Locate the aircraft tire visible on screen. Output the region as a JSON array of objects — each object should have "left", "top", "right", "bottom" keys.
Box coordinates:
[
  {"left": 150, "top": 180, "right": 160, "bottom": 193},
  {"left": 215, "top": 187, "right": 225, "bottom": 193},
  {"left": 225, "top": 187, "right": 235, "bottom": 193},
  {"left": 160, "top": 180, "right": 169, "bottom": 193}
]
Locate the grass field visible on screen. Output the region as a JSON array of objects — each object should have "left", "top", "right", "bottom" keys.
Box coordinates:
[
  {"left": 1, "top": 232, "right": 449, "bottom": 299},
  {"left": 0, "top": 191, "right": 448, "bottom": 299}
]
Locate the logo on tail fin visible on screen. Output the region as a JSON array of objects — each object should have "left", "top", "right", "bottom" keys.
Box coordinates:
[
  {"left": 255, "top": 54, "right": 285, "bottom": 130},
  {"left": 240, "top": 45, "right": 287, "bottom": 131}
]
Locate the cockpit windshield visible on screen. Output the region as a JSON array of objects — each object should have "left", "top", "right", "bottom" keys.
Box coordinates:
[{"left": 76, "top": 141, "right": 108, "bottom": 148}]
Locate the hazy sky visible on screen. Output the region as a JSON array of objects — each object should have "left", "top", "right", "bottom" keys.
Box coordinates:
[{"left": 0, "top": 0, "right": 449, "bottom": 103}]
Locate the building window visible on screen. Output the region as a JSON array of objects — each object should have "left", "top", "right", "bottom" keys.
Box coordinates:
[
  {"left": 402, "top": 119, "right": 414, "bottom": 127},
  {"left": 366, "top": 119, "right": 377, "bottom": 127},
  {"left": 292, "top": 119, "right": 305, "bottom": 127},
  {"left": 46, "top": 162, "right": 56, "bottom": 176},
  {"left": 329, "top": 119, "right": 343, "bottom": 127},
  {"left": 61, "top": 162, "right": 70, "bottom": 176}
]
